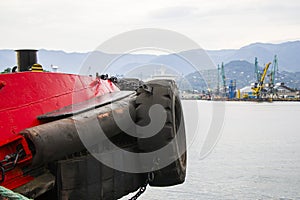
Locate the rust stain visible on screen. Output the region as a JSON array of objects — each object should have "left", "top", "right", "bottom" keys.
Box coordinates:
[
  {"left": 98, "top": 112, "right": 110, "bottom": 119},
  {"left": 0, "top": 81, "right": 6, "bottom": 89},
  {"left": 114, "top": 108, "right": 124, "bottom": 114}
]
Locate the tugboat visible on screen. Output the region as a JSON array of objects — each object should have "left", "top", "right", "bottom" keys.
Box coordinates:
[{"left": 0, "top": 50, "right": 187, "bottom": 199}]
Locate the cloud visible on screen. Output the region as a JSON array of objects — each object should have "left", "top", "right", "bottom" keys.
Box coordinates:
[
  {"left": 149, "top": 6, "right": 198, "bottom": 19},
  {"left": 0, "top": 0, "right": 299, "bottom": 51}
]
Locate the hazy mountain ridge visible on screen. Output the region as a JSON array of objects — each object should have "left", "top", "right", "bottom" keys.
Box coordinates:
[
  {"left": 1, "top": 41, "right": 300, "bottom": 89},
  {"left": 207, "top": 41, "right": 300, "bottom": 72},
  {"left": 223, "top": 60, "right": 300, "bottom": 89},
  {"left": 1, "top": 41, "right": 299, "bottom": 74},
  {"left": 185, "top": 60, "right": 300, "bottom": 91},
  {"left": 0, "top": 50, "right": 15, "bottom": 70}
]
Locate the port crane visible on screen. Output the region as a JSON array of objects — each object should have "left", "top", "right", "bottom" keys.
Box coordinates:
[
  {"left": 254, "top": 57, "right": 261, "bottom": 82},
  {"left": 269, "top": 55, "right": 279, "bottom": 86},
  {"left": 252, "top": 62, "right": 271, "bottom": 98},
  {"left": 220, "top": 62, "right": 227, "bottom": 96},
  {"left": 217, "top": 64, "right": 220, "bottom": 95}
]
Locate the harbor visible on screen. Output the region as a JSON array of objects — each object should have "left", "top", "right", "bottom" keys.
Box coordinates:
[
  {"left": 126, "top": 100, "right": 300, "bottom": 200},
  {"left": 1, "top": 0, "right": 300, "bottom": 199},
  {"left": 180, "top": 55, "right": 300, "bottom": 102}
]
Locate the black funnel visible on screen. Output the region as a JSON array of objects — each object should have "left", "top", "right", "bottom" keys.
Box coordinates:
[{"left": 15, "top": 49, "right": 38, "bottom": 72}]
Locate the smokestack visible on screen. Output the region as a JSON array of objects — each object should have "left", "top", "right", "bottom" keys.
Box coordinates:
[{"left": 15, "top": 49, "right": 38, "bottom": 72}]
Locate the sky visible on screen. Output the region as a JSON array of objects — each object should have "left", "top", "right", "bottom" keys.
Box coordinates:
[{"left": 1, "top": 0, "right": 300, "bottom": 52}]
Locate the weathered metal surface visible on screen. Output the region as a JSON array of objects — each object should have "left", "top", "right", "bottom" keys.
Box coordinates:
[
  {"left": 0, "top": 72, "right": 119, "bottom": 189},
  {"left": 56, "top": 154, "right": 145, "bottom": 200},
  {"left": 0, "top": 73, "right": 118, "bottom": 143},
  {"left": 38, "top": 91, "right": 134, "bottom": 121},
  {"left": 20, "top": 94, "right": 136, "bottom": 167},
  {"left": 1, "top": 67, "right": 187, "bottom": 199},
  {"left": 15, "top": 49, "right": 38, "bottom": 72},
  {"left": 13, "top": 171, "right": 55, "bottom": 198},
  {"left": 116, "top": 78, "right": 143, "bottom": 91}
]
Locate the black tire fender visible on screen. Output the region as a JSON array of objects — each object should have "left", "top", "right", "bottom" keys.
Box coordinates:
[{"left": 135, "top": 79, "right": 187, "bottom": 186}]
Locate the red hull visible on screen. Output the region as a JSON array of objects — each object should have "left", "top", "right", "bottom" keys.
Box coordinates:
[{"left": 0, "top": 72, "right": 119, "bottom": 189}]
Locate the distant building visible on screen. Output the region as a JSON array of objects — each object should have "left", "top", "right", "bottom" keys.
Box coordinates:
[
  {"left": 150, "top": 67, "right": 178, "bottom": 81},
  {"left": 240, "top": 86, "right": 253, "bottom": 96},
  {"left": 51, "top": 65, "right": 59, "bottom": 72},
  {"left": 274, "top": 83, "right": 298, "bottom": 98}
]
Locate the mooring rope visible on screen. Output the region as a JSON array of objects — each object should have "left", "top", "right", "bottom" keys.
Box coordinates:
[{"left": 0, "top": 186, "right": 32, "bottom": 200}]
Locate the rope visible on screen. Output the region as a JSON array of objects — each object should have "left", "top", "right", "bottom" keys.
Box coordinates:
[{"left": 0, "top": 186, "right": 32, "bottom": 200}]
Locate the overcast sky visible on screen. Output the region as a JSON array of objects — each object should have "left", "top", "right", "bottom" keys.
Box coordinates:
[{"left": 1, "top": 0, "right": 300, "bottom": 52}]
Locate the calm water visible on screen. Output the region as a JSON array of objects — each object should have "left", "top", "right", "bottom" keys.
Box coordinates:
[{"left": 123, "top": 101, "right": 300, "bottom": 200}]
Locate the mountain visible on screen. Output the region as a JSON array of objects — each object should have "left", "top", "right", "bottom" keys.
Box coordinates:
[
  {"left": 224, "top": 60, "right": 257, "bottom": 88},
  {"left": 38, "top": 49, "right": 87, "bottom": 73},
  {"left": 185, "top": 60, "right": 300, "bottom": 91},
  {"left": 0, "top": 50, "right": 15, "bottom": 70},
  {"left": 184, "top": 60, "right": 256, "bottom": 91},
  {"left": 207, "top": 41, "right": 300, "bottom": 72},
  {"left": 0, "top": 50, "right": 157, "bottom": 74},
  {"left": 1, "top": 41, "right": 300, "bottom": 90},
  {"left": 0, "top": 41, "right": 300, "bottom": 74},
  {"left": 0, "top": 49, "right": 87, "bottom": 73}
]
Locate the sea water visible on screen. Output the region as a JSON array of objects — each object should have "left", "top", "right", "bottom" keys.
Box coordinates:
[{"left": 123, "top": 101, "right": 300, "bottom": 200}]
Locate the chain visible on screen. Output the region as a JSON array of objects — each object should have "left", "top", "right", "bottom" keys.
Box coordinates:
[
  {"left": 128, "top": 181, "right": 147, "bottom": 200},
  {"left": 0, "top": 149, "right": 24, "bottom": 183},
  {"left": 128, "top": 172, "right": 154, "bottom": 200},
  {"left": 128, "top": 156, "right": 160, "bottom": 200}
]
